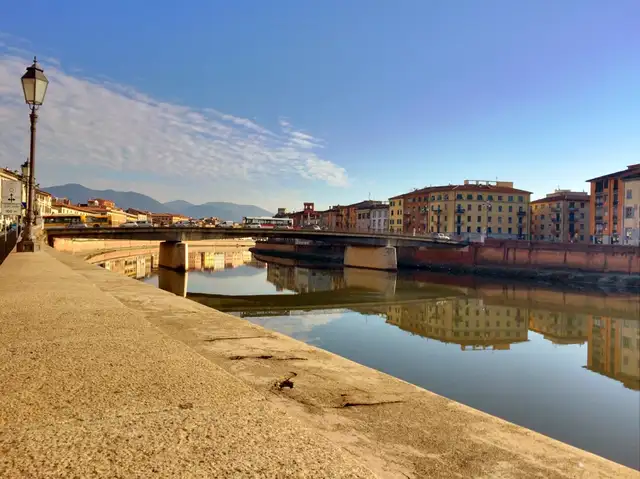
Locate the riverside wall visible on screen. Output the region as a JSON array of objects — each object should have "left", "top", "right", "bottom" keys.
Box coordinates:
[{"left": 252, "top": 240, "right": 640, "bottom": 290}]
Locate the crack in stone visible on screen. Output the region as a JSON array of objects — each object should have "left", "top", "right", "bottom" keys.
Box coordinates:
[
  {"left": 333, "top": 400, "right": 405, "bottom": 409},
  {"left": 204, "top": 335, "right": 270, "bottom": 342},
  {"left": 229, "top": 355, "right": 308, "bottom": 361}
]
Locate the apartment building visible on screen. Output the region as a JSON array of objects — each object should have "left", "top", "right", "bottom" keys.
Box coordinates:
[
  {"left": 587, "top": 163, "right": 640, "bottom": 244},
  {"left": 530, "top": 190, "right": 590, "bottom": 243},
  {"left": 389, "top": 180, "right": 531, "bottom": 238},
  {"left": 388, "top": 196, "right": 404, "bottom": 233},
  {"left": 355, "top": 203, "right": 389, "bottom": 233}
]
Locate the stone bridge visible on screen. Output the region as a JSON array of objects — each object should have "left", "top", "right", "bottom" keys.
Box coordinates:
[{"left": 47, "top": 227, "right": 470, "bottom": 271}]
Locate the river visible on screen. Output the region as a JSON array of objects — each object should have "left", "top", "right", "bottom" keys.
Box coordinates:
[{"left": 97, "top": 248, "right": 640, "bottom": 470}]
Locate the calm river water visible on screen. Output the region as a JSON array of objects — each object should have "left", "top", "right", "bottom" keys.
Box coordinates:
[{"left": 100, "top": 248, "right": 640, "bottom": 469}]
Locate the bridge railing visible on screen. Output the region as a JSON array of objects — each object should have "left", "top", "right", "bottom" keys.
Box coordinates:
[{"left": 0, "top": 228, "right": 19, "bottom": 265}]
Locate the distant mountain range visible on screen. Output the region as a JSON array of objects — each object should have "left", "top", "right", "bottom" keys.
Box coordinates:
[{"left": 44, "top": 184, "right": 273, "bottom": 221}]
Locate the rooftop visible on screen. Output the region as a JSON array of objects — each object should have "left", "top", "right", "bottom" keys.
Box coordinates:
[
  {"left": 530, "top": 190, "right": 590, "bottom": 205},
  {"left": 390, "top": 180, "right": 532, "bottom": 199},
  {"left": 586, "top": 164, "right": 640, "bottom": 182}
]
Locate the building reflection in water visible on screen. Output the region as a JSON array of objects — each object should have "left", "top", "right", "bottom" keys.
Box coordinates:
[
  {"left": 247, "top": 261, "right": 640, "bottom": 391},
  {"left": 100, "top": 250, "right": 640, "bottom": 391}
]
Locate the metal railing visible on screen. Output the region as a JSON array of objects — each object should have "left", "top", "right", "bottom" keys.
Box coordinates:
[{"left": 0, "top": 228, "right": 19, "bottom": 265}]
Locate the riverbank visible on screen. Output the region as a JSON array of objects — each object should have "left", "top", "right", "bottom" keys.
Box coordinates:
[
  {"left": 252, "top": 241, "right": 640, "bottom": 293},
  {"left": 1, "top": 247, "right": 636, "bottom": 477}
]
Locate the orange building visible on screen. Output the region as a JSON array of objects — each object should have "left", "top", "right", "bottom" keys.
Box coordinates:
[
  {"left": 88, "top": 198, "right": 116, "bottom": 209},
  {"left": 587, "top": 164, "right": 640, "bottom": 244},
  {"left": 530, "top": 190, "right": 590, "bottom": 243}
]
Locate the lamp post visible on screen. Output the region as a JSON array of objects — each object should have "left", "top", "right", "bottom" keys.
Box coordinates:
[{"left": 18, "top": 57, "right": 48, "bottom": 252}]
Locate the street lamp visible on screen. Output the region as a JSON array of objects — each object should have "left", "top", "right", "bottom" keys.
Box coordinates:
[{"left": 18, "top": 57, "right": 48, "bottom": 252}]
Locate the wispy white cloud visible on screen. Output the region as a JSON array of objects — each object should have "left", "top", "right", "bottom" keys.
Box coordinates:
[{"left": 0, "top": 52, "right": 348, "bottom": 208}]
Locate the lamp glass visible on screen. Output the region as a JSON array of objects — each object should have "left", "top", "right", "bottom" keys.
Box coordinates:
[
  {"left": 21, "top": 63, "right": 49, "bottom": 106},
  {"left": 21, "top": 163, "right": 29, "bottom": 178}
]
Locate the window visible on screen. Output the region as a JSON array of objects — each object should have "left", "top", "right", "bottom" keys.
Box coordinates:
[
  {"left": 477, "top": 194, "right": 483, "bottom": 200},
  {"left": 477, "top": 205, "right": 482, "bottom": 212},
  {"left": 541, "top": 224, "right": 545, "bottom": 230},
  {"left": 467, "top": 204, "right": 472, "bottom": 211},
  {"left": 498, "top": 227, "right": 502, "bottom": 233},
  {"left": 508, "top": 227, "right": 512, "bottom": 234},
  {"left": 487, "top": 216, "right": 492, "bottom": 223},
  {"left": 498, "top": 217, "right": 502, "bottom": 224},
  {"left": 508, "top": 196, "right": 514, "bottom": 202},
  {"left": 477, "top": 216, "right": 482, "bottom": 222},
  {"left": 438, "top": 195, "right": 442, "bottom": 200},
  {"left": 580, "top": 202, "right": 585, "bottom": 208},
  {"left": 627, "top": 189, "right": 633, "bottom": 200},
  {"left": 487, "top": 195, "right": 494, "bottom": 201},
  {"left": 466, "top": 226, "right": 471, "bottom": 232},
  {"left": 541, "top": 214, "right": 545, "bottom": 220},
  {"left": 466, "top": 194, "right": 473, "bottom": 200},
  {"left": 487, "top": 227, "right": 492, "bottom": 233},
  {"left": 518, "top": 195, "right": 524, "bottom": 202},
  {"left": 476, "top": 227, "right": 481, "bottom": 233},
  {"left": 467, "top": 215, "right": 471, "bottom": 222},
  {"left": 508, "top": 205, "right": 513, "bottom": 213},
  {"left": 456, "top": 194, "right": 463, "bottom": 200},
  {"left": 508, "top": 217, "right": 513, "bottom": 224},
  {"left": 444, "top": 194, "right": 449, "bottom": 200},
  {"left": 498, "top": 205, "right": 503, "bottom": 212},
  {"left": 625, "top": 207, "right": 635, "bottom": 219},
  {"left": 580, "top": 235, "right": 584, "bottom": 241}
]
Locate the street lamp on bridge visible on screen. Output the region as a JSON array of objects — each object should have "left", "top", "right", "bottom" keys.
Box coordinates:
[{"left": 18, "top": 57, "right": 48, "bottom": 252}]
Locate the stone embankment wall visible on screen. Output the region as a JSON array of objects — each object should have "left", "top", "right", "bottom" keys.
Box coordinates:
[{"left": 399, "top": 240, "right": 640, "bottom": 274}]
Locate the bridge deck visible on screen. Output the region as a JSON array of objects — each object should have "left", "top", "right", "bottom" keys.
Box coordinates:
[{"left": 46, "top": 226, "right": 470, "bottom": 248}]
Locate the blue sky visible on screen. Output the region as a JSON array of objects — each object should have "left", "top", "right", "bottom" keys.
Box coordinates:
[{"left": 1, "top": 0, "right": 639, "bottom": 211}]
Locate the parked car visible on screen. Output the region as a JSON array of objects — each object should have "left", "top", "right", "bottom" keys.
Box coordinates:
[
  {"left": 302, "top": 224, "right": 322, "bottom": 231},
  {"left": 136, "top": 221, "right": 154, "bottom": 227},
  {"left": 120, "top": 222, "right": 139, "bottom": 228},
  {"left": 434, "top": 233, "right": 451, "bottom": 240},
  {"left": 67, "top": 223, "right": 88, "bottom": 228}
]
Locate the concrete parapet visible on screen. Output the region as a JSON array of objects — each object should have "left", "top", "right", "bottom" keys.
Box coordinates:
[
  {"left": 159, "top": 241, "right": 188, "bottom": 272},
  {"left": 344, "top": 245, "right": 398, "bottom": 271},
  {"left": 0, "top": 248, "right": 636, "bottom": 477}
]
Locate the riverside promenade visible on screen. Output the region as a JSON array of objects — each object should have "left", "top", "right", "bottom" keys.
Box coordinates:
[{"left": 1, "top": 248, "right": 637, "bottom": 478}]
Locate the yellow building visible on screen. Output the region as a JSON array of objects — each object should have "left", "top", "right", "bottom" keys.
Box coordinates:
[
  {"left": 530, "top": 190, "right": 590, "bottom": 243},
  {"left": 622, "top": 177, "right": 640, "bottom": 245},
  {"left": 389, "top": 180, "right": 532, "bottom": 238},
  {"left": 388, "top": 196, "right": 404, "bottom": 233}
]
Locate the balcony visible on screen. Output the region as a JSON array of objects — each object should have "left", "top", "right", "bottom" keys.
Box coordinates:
[
  {"left": 568, "top": 206, "right": 580, "bottom": 212},
  {"left": 551, "top": 217, "right": 562, "bottom": 223},
  {"left": 517, "top": 210, "right": 526, "bottom": 216},
  {"left": 550, "top": 207, "right": 562, "bottom": 213},
  {"left": 454, "top": 207, "right": 465, "bottom": 214}
]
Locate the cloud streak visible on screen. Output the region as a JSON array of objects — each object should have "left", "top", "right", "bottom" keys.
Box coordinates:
[{"left": 0, "top": 52, "right": 348, "bottom": 206}]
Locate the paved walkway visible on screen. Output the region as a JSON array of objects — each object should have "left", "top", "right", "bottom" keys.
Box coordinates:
[
  {"left": 0, "top": 251, "right": 375, "bottom": 478},
  {"left": 1, "top": 248, "right": 638, "bottom": 478}
]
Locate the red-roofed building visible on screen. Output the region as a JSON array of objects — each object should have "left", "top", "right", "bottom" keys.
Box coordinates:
[{"left": 530, "top": 190, "right": 590, "bottom": 243}]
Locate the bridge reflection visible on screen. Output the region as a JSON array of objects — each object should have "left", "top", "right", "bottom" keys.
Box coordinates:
[{"left": 99, "top": 249, "right": 640, "bottom": 391}]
